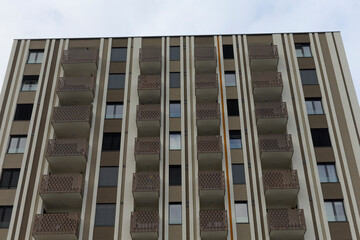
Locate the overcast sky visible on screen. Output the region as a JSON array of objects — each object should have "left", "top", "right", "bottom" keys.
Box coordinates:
[{"left": 0, "top": 0, "right": 359, "bottom": 102}]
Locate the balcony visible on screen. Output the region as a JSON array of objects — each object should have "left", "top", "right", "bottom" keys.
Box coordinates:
[
  {"left": 57, "top": 76, "right": 95, "bottom": 105},
  {"left": 130, "top": 211, "right": 159, "bottom": 240},
  {"left": 197, "top": 136, "right": 223, "bottom": 170},
  {"left": 139, "top": 48, "right": 162, "bottom": 74},
  {"left": 133, "top": 172, "right": 159, "bottom": 209},
  {"left": 195, "top": 74, "right": 218, "bottom": 103},
  {"left": 263, "top": 170, "right": 300, "bottom": 208},
  {"left": 199, "top": 171, "right": 225, "bottom": 209},
  {"left": 252, "top": 72, "right": 283, "bottom": 101},
  {"left": 136, "top": 105, "right": 161, "bottom": 136},
  {"left": 196, "top": 103, "right": 220, "bottom": 135},
  {"left": 255, "top": 102, "right": 288, "bottom": 134},
  {"left": 51, "top": 105, "right": 92, "bottom": 138},
  {"left": 194, "top": 47, "right": 217, "bottom": 73},
  {"left": 61, "top": 48, "right": 98, "bottom": 74},
  {"left": 138, "top": 75, "right": 161, "bottom": 104},
  {"left": 248, "top": 45, "right": 279, "bottom": 71},
  {"left": 40, "top": 174, "right": 83, "bottom": 212},
  {"left": 267, "top": 209, "right": 306, "bottom": 240},
  {"left": 46, "top": 138, "right": 88, "bottom": 173},
  {"left": 259, "top": 134, "right": 294, "bottom": 169},
  {"left": 134, "top": 137, "right": 160, "bottom": 171},
  {"left": 200, "top": 210, "right": 228, "bottom": 239},
  {"left": 32, "top": 213, "right": 80, "bottom": 240}
]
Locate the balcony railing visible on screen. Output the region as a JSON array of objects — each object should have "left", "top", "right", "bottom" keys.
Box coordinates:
[
  {"left": 136, "top": 104, "right": 161, "bottom": 121},
  {"left": 46, "top": 138, "right": 88, "bottom": 157},
  {"left": 57, "top": 76, "right": 95, "bottom": 92},
  {"left": 200, "top": 210, "right": 228, "bottom": 232},
  {"left": 195, "top": 74, "right": 218, "bottom": 89},
  {"left": 255, "top": 102, "right": 287, "bottom": 119},
  {"left": 259, "top": 134, "right": 293, "bottom": 152},
  {"left": 62, "top": 48, "right": 98, "bottom": 64},
  {"left": 199, "top": 171, "right": 225, "bottom": 191},
  {"left": 196, "top": 103, "right": 220, "bottom": 120},
  {"left": 263, "top": 170, "right": 299, "bottom": 190},
  {"left": 52, "top": 105, "right": 92, "bottom": 123},
  {"left": 249, "top": 45, "right": 279, "bottom": 60},
  {"left": 139, "top": 48, "right": 162, "bottom": 62},
  {"left": 130, "top": 211, "right": 159, "bottom": 234},
  {"left": 133, "top": 172, "right": 160, "bottom": 192},
  {"left": 197, "top": 135, "right": 222, "bottom": 153},
  {"left": 195, "top": 47, "right": 217, "bottom": 61},
  {"left": 138, "top": 75, "right": 161, "bottom": 90},
  {"left": 267, "top": 209, "right": 306, "bottom": 232},
  {"left": 252, "top": 72, "right": 282, "bottom": 88},
  {"left": 134, "top": 137, "right": 160, "bottom": 155},
  {"left": 40, "top": 174, "right": 83, "bottom": 194}
]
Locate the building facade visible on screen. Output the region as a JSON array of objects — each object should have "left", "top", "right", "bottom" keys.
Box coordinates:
[{"left": 0, "top": 32, "right": 359, "bottom": 240}]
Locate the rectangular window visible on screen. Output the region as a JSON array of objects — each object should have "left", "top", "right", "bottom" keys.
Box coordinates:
[
  {"left": 305, "top": 98, "right": 324, "bottom": 115},
  {"left": 7, "top": 135, "right": 26, "bottom": 154},
  {"left": 102, "top": 133, "right": 121, "bottom": 151},
  {"left": 229, "top": 130, "right": 242, "bottom": 149},
  {"left": 27, "top": 50, "right": 44, "bottom": 64},
  {"left": 169, "top": 165, "right": 181, "bottom": 186},
  {"left": 0, "top": 169, "right": 20, "bottom": 189},
  {"left": 169, "top": 203, "right": 182, "bottom": 224},
  {"left": 232, "top": 164, "right": 245, "bottom": 184},
  {"left": 98, "top": 167, "right": 119, "bottom": 187},
  {"left": 318, "top": 163, "right": 338, "bottom": 183},
  {"left": 169, "top": 132, "right": 181, "bottom": 150},
  {"left": 311, "top": 128, "right": 331, "bottom": 147},
  {"left": 170, "top": 101, "right": 181, "bottom": 118},
  {"left": 0, "top": 206, "right": 12, "bottom": 228},
  {"left": 325, "top": 201, "right": 347, "bottom": 222},
  {"left": 14, "top": 104, "right": 33, "bottom": 121},
  {"left": 110, "top": 47, "right": 127, "bottom": 62},
  {"left": 21, "top": 76, "right": 38, "bottom": 91},
  {"left": 223, "top": 45, "right": 234, "bottom": 59},
  {"left": 235, "top": 202, "right": 249, "bottom": 223},
  {"left": 95, "top": 204, "right": 116, "bottom": 226},
  {"left": 295, "top": 44, "right": 312, "bottom": 57},
  {"left": 105, "top": 102, "right": 123, "bottom": 119},
  {"left": 227, "top": 99, "right": 239, "bottom": 116},
  {"left": 108, "top": 74, "right": 125, "bottom": 89},
  {"left": 300, "top": 69, "right": 318, "bottom": 85},
  {"left": 225, "top": 71, "right": 236, "bottom": 87},
  {"left": 170, "top": 72, "right": 180, "bottom": 88},
  {"left": 170, "top": 46, "right": 180, "bottom": 61}
]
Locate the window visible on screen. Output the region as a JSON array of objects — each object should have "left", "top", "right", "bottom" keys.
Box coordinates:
[
  {"left": 105, "top": 102, "right": 123, "bottom": 119},
  {"left": 235, "top": 202, "right": 249, "bottom": 223},
  {"left": 7, "top": 135, "right": 26, "bottom": 154},
  {"left": 170, "top": 72, "right": 180, "bottom": 88},
  {"left": 227, "top": 99, "right": 239, "bottom": 116},
  {"left": 169, "top": 132, "right": 181, "bottom": 150},
  {"left": 295, "top": 44, "right": 312, "bottom": 57},
  {"left": 14, "top": 104, "right": 33, "bottom": 121},
  {"left": 229, "top": 130, "right": 242, "bottom": 149},
  {"left": 318, "top": 163, "right": 338, "bottom": 183},
  {"left": 27, "top": 50, "right": 44, "bottom": 64},
  {"left": 21, "top": 76, "right": 38, "bottom": 91},
  {"left": 311, "top": 128, "right": 331, "bottom": 147},
  {"left": 110, "top": 47, "right": 127, "bottom": 62},
  {"left": 169, "top": 165, "right": 181, "bottom": 186},
  {"left": 324, "top": 201, "right": 346, "bottom": 222},
  {"left": 0, "top": 206, "right": 12, "bottom": 228},
  {"left": 169, "top": 203, "right": 182, "bottom": 224},
  {"left": 108, "top": 74, "right": 125, "bottom": 89},
  {"left": 225, "top": 71, "right": 236, "bottom": 87},
  {"left": 0, "top": 169, "right": 20, "bottom": 189},
  {"left": 170, "top": 101, "right": 181, "bottom": 118},
  {"left": 94, "top": 204, "right": 116, "bottom": 226},
  {"left": 232, "top": 164, "right": 245, "bottom": 184},
  {"left": 300, "top": 69, "right": 318, "bottom": 85},
  {"left": 102, "top": 133, "right": 121, "bottom": 151},
  {"left": 170, "top": 46, "right": 180, "bottom": 61},
  {"left": 305, "top": 98, "right": 324, "bottom": 115},
  {"left": 223, "top": 45, "right": 234, "bottom": 59},
  {"left": 98, "top": 167, "right": 119, "bottom": 187}
]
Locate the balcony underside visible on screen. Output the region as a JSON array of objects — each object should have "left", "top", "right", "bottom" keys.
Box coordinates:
[
  {"left": 136, "top": 121, "right": 160, "bottom": 137},
  {"left": 33, "top": 233, "right": 78, "bottom": 240},
  {"left": 135, "top": 154, "right": 160, "bottom": 172},
  {"left": 196, "top": 88, "right": 218, "bottom": 103},
  {"left": 62, "top": 62, "right": 97, "bottom": 75},
  {"left": 269, "top": 229, "right": 306, "bottom": 240},
  {"left": 57, "top": 91, "right": 94, "bottom": 106},
  {"left": 195, "top": 60, "right": 216, "bottom": 73},
  {"left": 257, "top": 118, "right": 288, "bottom": 134},
  {"left": 253, "top": 87, "right": 283, "bottom": 102},
  {"left": 138, "top": 89, "right": 161, "bottom": 104},
  {"left": 131, "top": 231, "right": 158, "bottom": 240},
  {"left": 40, "top": 192, "right": 82, "bottom": 212},
  {"left": 52, "top": 122, "right": 91, "bottom": 138},
  {"left": 133, "top": 192, "right": 159, "bottom": 210},
  {"left": 139, "top": 62, "right": 161, "bottom": 75},
  {"left": 265, "top": 189, "right": 299, "bottom": 208},
  {"left": 261, "top": 152, "right": 293, "bottom": 169},
  {"left": 197, "top": 119, "right": 220, "bottom": 135},
  {"left": 201, "top": 230, "right": 227, "bottom": 240},
  {"left": 250, "top": 59, "right": 278, "bottom": 71},
  {"left": 198, "top": 153, "right": 222, "bottom": 171},
  {"left": 46, "top": 155, "right": 86, "bottom": 173},
  {"left": 200, "top": 190, "right": 225, "bottom": 209}
]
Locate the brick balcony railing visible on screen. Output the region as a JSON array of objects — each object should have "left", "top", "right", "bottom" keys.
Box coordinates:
[
  {"left": 248, "top": 45, "right": 279, "bottom": 59},
  {"left": 198, "top": 171, "right": 225, "bottom": 191},
  {"left": 130, "top": 211, "right": 159, "bottom": 233},
  {"left": 32, "top": 213, "right": 80, "bottom": 237},
  {"left": 267, "top": 209, "right": 306, "bottom": 231},
  {"left": 57, "top": 76, "right": 95, "bottom": 92},
  {"left": 197, "top": 135, "right": 222, "bottom": 153},
  {"left": 133, "top": 172, "right": 160, "bottom": 192},
  {"left": 259, "top": 134, "right": 293, "bottom": 152},
  {"left": 136, "top": 104, "right": 161, "bottom": 121},
  {"left": 194, "top": 47, "right": 217, "bottom": 61},
  {"left": 138, "top": 75, "right": 161, "bottom": 90},
  {"left": 62, "top": 48, "right": 98, "bottom": 64},
  {"left": 251, "top": 72, "right": 283, "bottom": 88},
  {"left": 139, "top": 48, "right": 162, "bottom": 62},
  {"left": 255, "top": 102, "right": 288, "bottom": 119},
  {"left": 196, "top": 103, "right": 220, "bottom": 120},
  {"left": 52, "top": 105, "right": 92, "bottom": 123},
  {"left": 39, "top": 174, "right": 83, "bottom": 194},
  {"left": 200, "top": 210, "right": 228, "bottom": 232},
  {"left": 195, "top": 74, "right": 218, "bottom": 89},
  {"left": 134, "top": 137, "right": 160, "bottom": 155},
  {"left": 46, "top": 138, "right": 88, "bottom": 157},
  {"left": 263, "top": 170, "right": 299, "bottom": 190}
]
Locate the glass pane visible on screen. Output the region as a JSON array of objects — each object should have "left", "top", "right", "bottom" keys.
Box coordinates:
[
  {"left": 170, "top": 46, "right": 180, "bottom": 61},
  {"left": 326, "top": 165, "right": 338, "bottom": 182},
  {"left": 169, "top": 204, "right": 182, "bottom": 224},
  {"left": 235, "top": 203, "right": 248, "bottom": 223},
  {"left": 169, "top": 166, "right": 181, "bottom": 186},
  {"left": 170, "top": 103, "right": 181, "bottom": 118},
  {"left": 8, "top": 137, "right": 19, "bottom": 153},
  {"left": 106, "top": 105, "right": 115, "bottom": 119},
  {"left": 35, "top": 52, "right": 44, "bottom": 63},
  {"left": 225, "top": 72, "right": 236, "bottom": 87},
  {"left": 30, "top": 82, "right": 38, "bottom": 91},
  {"left": 325, "top": 202, "right": 335, "bottom": 221},
  {"left": 18, "top": 137, "right": 26, "bottom": 153},
  {"left": 98, "top": 167, "right": 119, "bottom": 187},
  {"left": 108, "top": 74, "right": 125, "bottom": 89},
  {"left": 313, "top": 101, "right": 324, "bottom": 114},
  {"left": 232, "top": 164, "right": 245, "bottom": 184},
  {"left": 305, "top": 101, "right": 315, "bottom": 114},
  {"left": 334, "top": 201, "right": 346, "bottom": 221},
  {"left": 27, "top": 52, "right": 36, "bottom": 63},
  {"left": 115, "top": 105, "right": 123, "bottom": 119},
  {"left": 95, "top": 204, "right": 116, "bottom": 226},
  {"left": 170, "top": 73, "right": 180, "bottom": 88},
  {"left": 1, "top": 207, "right": 12, "bottom": 228},
  {"left": 300, "top": 70, "right": 318, "bottom": 85},
  {"left": 0, "top": 171, "right": 11, "bottom": 188},
  {"left": 295, "top": 47, "right": 303, "bottom": 57},
  {"left": 111, "top": 48, "right": 127, "bottom": 62},
  {"left": 170, "top": 134, "right": 181, "bottom": 150},
  {"left": 317, "top": 165, "right": 328, "bottom": 182},
  {"left": 303, "top": 46, "right": 312, "bottom": 57},
  {"left": 10, "top": 170, "right": 20, "bottom": 188}
]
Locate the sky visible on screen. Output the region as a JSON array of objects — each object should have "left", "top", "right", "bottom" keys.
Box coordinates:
[{"left": 0, "top": 0, "right": 359, "bottom": 102}]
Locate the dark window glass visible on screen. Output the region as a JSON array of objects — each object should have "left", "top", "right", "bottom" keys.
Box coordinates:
[
  {"left": 110, "top": 48, "right": 127, "bottom": 62},
  {"left": 108, "top": 74, "right": 125, "bottom": 89},
  {"left": 170, "top": 46, "right": 180, "bottom": 61},
  {"left": 311, "top": 128, "right": 331, "bottom": 147},
  {"left": 223, "top": 45, "right": 234, "bottom": 59},
  {"left": 0, "top": 169, "right": 20, "bottom": 189},
  {"left": 98, "top": 167, "right": 119, "bottom": 187},
  {"left": 105, "top": 102, "right": 123, "bottom": 119},
  {"left": 169, "top": 165, "right": 181, "bottom": 186},
  {"left": 305, "top": 98, "right": 324, "bottom": 114},
  {"left": 170, "top": 132, "right": 181, "bottom": 150},
  {"left": 21, "top": 76, "right": 38, "bottom": 91},
  {"left": 225, "top": 71, "right": 236, "bottom": 87},
  {"left": 318, "top": 163, "right": 338, "bottom": 183},
  {"left": 170, "top": 101, "right": 181, "bottom": 118},
  {"left": 295, "top": 44, "right": 312, "bottom": 57},
  {"left": 235, "top": 202, "right": 248, "bottom": 223},
  {"left": 232, "top": 164, "right": 245, "bottom": 184},
  {"left": 95, "top": 204, "right": 116, "bottom": 226},
  {"left": 325, "top": 201, "right": 347, "bottom": 222},
  {"left": 227, "top": 99, "right": 239, "bottom": 116},
  {"left": 0, "top": 206, "right": 12, "bottom": 228},
  {"left": 169, "top": 203, "right": 182, "bottom": 224},
  {"left": 27, "top": 50, "right": 44, "bottom": 64},
  {"left": 14, "top": 104, "right": 33, "bottom": 121},
  {"left": 170, "top": 72, "right": 180, "bottom": 88},
  {"left": 300, "top": 69, "right": 318, "bottom": 85},
  {"left": 7, "top": 135, "right": 26, "bottom": 154},
  {"left": 229, "top": 130, "right": 242, "bottom": 149},
  {"left": 102, "top": 133, "right": 121, "bottom": 151}
]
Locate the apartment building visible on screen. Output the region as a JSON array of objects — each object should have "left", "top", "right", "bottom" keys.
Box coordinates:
[{"left": 0, "top": 32, "right": 359, "bottom": 240}]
